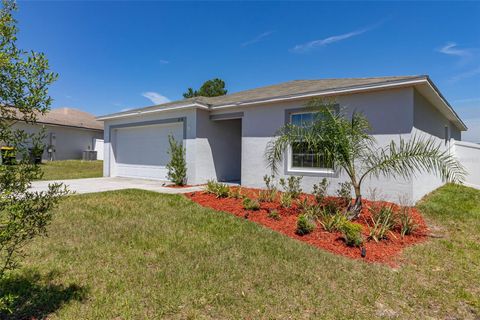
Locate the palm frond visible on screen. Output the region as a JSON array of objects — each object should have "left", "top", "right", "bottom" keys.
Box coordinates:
[{"left": 360, "top": 135, "right": 466, "bottom": 184}]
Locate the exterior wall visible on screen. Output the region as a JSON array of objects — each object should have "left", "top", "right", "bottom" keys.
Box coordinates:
[
  {"left": 412, "top": 89, "right": 456, "bottom": 201},
  {"left": 215, "top": 87, "right": 416, "bottom": 202},
  {"left": 12, "top": 122, "right": 103, "bottom": 160},
  {"left": 195, "top": 109, "right": 241, "bottom": 182},
  {"left": 454, "top": 140, "right": 480, "bottom": 189},
  {"left": 102, "top": 108, "right": 197, "bottom": 183}
]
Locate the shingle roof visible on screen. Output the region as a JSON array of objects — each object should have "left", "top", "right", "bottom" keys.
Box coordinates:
[
  {"left": 205, "top": 76, "right": 424, "bottom": 106},
  {"left": 36, "top": 108, "right": 103, "bottom": 130},
  {"left": 98, "top": 76, "right": 425, "bottom": 120}
]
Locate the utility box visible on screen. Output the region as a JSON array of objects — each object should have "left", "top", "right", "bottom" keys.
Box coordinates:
[{"left": 82, "top": 150, "right": 97, "bottom": 161}]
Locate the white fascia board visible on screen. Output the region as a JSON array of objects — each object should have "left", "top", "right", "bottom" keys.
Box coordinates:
[{"left": 97, "top": 103, "right": 209, "bottom": 121}]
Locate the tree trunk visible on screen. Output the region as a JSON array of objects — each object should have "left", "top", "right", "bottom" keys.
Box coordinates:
[{"left": 347, "top": 185, "right": 362, "bottom": 220}]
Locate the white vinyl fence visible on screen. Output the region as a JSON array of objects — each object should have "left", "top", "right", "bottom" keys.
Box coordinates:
[
  {"left": 453, "top": 140, "right": 480, "bottom": 189},
  {"left": 93, "top": 138, "right": 104, "bottom": 161}
]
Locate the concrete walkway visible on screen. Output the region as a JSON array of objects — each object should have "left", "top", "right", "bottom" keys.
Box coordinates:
[{"left": 30, "top": 177, "right": 205, "bottom": 195}]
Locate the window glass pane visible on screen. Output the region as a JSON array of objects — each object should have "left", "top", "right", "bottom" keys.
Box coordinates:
[
  {"left": 302, "top": 113, "right": 313, "bottom": 124},
  {"left": 291, "top": 114, "right": 302, "bottom": 126},
  {"left": 292, "top": 154, "right": 302, "bottom": 167},
  {"left": 291, "top": 141, "right": 333, "bottom": 169}
]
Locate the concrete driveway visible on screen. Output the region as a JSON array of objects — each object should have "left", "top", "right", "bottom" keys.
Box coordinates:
[{"left": 30, "top": 177, "right": 204, "bottom": 195}]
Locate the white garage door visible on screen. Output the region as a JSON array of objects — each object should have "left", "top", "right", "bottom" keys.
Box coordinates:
[{"left": 113, "top": 122, "right": 183, "bottom": 180}]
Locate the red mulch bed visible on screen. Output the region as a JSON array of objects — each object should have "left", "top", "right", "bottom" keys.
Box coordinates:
[{"left": 185, "top": 188, "right": 429, "bottom": 266}]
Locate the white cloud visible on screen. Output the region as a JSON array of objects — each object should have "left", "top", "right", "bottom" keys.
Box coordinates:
[
  {"left": 241, "top": 31, "right": 274, "bottom": 47},
  {"left": 291, "top": 20, "right": 384, "bottom": 53},
  {"left": 159, "top": 59, "right": 169, "bottom": 64},
  {"left": 121, "top": 108, "right": 132, "bottom": 112},
  {"left": 438, "top": 42, "right": 472, "bottom": 58},
  {"left": 141, "top": 92, "right": 170, "bottom": 105}
]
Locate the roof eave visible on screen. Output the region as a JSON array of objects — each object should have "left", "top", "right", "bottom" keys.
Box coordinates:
[{"left": 97, "top": 102, "right": 209, "bottom": 121}]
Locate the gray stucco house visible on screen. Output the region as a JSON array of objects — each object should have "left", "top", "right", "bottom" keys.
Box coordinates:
[
  {"left": 14, "top": 108, "right": 104, "bottom": 160},
  {"left": 98, "top": 75, "right": 468, "bottom": 202}
]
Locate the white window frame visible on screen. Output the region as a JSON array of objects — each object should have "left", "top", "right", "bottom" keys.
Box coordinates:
[{"left": 287, "top": 111, "right": 335, "bottom": 174}]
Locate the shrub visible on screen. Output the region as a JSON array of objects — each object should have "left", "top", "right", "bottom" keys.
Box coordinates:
[
  {"left": 319, "top": 210, "right": 347, "bottom": 232},
  {"left": 258, "top": 175, "right": 278, "bottom": 202},
  {"left": 336, "top": 181, "right": 352, "bottom": 207},
  {"left": 279, "top": 176, "right": 302, "bottom": 199},
  {"left": 268, "top": 209, "right": 280, "bottom": 220},
  {"left": 295, "top": 197, "right": 311, "bottom": 211},
  {"left": 166, "top": 135, "right": 187, "bottom": 186},
  {"left": 340, "top": 221, "right": 364, "bottom": 247},
  {"left": 367, "top": 205, "right": 395, "bottom": 242},
  {"left": 228, "top": 187, "right": 243, "bottom": 199},
  {"left": 323, "top": 198, "right": 342, "bottom": 215},
  {"left": 242, "top": 197, "right": 260, "bottom": 211},
  {"left": 312, "top": 178, "right": 329, "bottom": 204},
  {"left": 397, "top": 207, "right": 418, "bottom": 237},
  {"left": 205, "top": 180, "right": 229, "bottom": 198},
  {"left": 279, "top": 192, "right": 292, "bottom": 208},
  {"left": 296, "top": 214, "right": 316, "bottom": 235}
]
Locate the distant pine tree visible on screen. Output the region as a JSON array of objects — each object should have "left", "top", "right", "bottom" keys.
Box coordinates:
[{"left": 183, "top": 78, "right": 227, "bottom": 98}]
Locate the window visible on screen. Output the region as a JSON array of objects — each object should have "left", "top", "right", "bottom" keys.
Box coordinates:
[
  {"left": 291, "top": 141, "right": 333, "bottom": 169},
  {"left": 291, "top": 113, "right": 313, "bottom": 127},
  {"left": 289, "top": 112, "right": 334, "bottom": 171}
]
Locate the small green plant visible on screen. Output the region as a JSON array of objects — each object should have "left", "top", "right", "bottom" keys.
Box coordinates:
[
  {"left": 340, "top": 221, "right": 364, "bottom": 247},
  {"left": 295, "top": 197, "right": 311, "bottom": 211},
  {"left": 302, "top": 203, "right": 323, "bottom": 219},
  {"left": 296, "top": 214, "right": 316, "bottom": 235},
  {"left": 205, "top": 180, "right": 229, "bottom": 198},
  {"left": 166, "top": 135, "right": 187, "bottom": 186},
  {"left": 319, "top": 210, "right": 347, "bottom": 232},
  {"left": 322, "top": 198, "right": 341, "bottom": 215},
  {"left": 312, "top": 178, "right": 329, "bottom": 204},
  {"left": 367, "top": 205, "right": 396, "bottom": 242},
  {"left": 280, "top": 192, "right": 293, "bottom": 208},
  {"left": 228, "top": 187, "right": 243, "bottom": 199},
  {"left": 242, "top": 197, "right": 260, "bottom": 211},
  {"left": 279, "top": 176, "right": 302, "bottom": 199},
  {"left": 397, "top": 207, "right": 418, "bottom": 237},
  {"left": 267, "top": 209, "right": 281, "bottom": 220},
  {"left": 336, "top": 181, "right": 352, "bottom": 207},
  {"left": 258, "top": 175, "right": 278, "bottom": 202}
]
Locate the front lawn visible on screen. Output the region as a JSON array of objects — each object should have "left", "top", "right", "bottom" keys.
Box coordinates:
[
  {"left": 2, "top": 184, "right": 479, "bottom": 319},
  {"left": 38, "top": 160, "right": 103, "bottom": 180}
]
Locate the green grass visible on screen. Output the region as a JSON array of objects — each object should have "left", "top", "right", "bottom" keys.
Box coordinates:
[
  {"left": 38, "top": 160, "right": 103, "bottom": 180},
  {"left": 2, "top": 184, "right": 480, "bottom": 319}
]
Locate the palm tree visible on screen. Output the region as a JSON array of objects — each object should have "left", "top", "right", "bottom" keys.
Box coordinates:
[{"left": 265, "top": 98, "right": 465, "bottom": 220}]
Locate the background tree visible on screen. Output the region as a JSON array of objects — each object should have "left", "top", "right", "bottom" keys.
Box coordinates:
[
  {"left": 0, "top": 0, "right": 67, "bottom": 287},
  {"left": 265, "top": 98, "right": 465, "bottom": 220},
  {"left": 182, "top": 78, "right": 227, "bottom": 98}
]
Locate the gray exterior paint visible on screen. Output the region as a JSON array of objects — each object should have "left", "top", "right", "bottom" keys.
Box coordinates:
[
  {"left": 102, "top": 85, "right": 468, "bottom": 203},
  {"left": 13, "top": 122, "right": 103, "bottom": 160}
]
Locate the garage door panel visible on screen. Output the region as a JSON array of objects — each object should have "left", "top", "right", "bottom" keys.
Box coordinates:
[{"left": 113, "top": 122, "right": 183, "bottom": 180}]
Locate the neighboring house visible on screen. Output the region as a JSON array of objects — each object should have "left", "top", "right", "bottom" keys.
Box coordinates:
[
  {"left": 14, "top": 108, "right": 104, "bottom": 160},
  {"left": 98, "top": 75, "right": 476, "bottom": 202}
]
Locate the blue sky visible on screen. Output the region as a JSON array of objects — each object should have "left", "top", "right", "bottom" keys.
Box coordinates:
[{"left": 16, "top": 1, "right": 480, "bottom": 141}]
